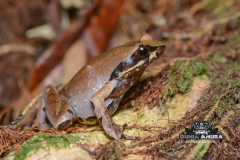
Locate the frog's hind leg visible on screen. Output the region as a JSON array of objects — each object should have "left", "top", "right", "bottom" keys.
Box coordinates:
[
  {"left": 36, "top": 97, "right": 53, "bottom": 129},
  {"left": 42, "top": 85, "right": 76, "bottom": 130}
]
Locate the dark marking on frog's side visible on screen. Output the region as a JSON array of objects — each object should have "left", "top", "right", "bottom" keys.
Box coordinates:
[
  {"left": 78, "top": 117, "right": 84, "bottom": 122},
  {"left": 106, "top": 98, "right": 119, "bottom": 115},
  {"left": 86, "top": 116, "right": 97, "bottom": 122},
  {"left": 43, "top": 107, "right": 46, "bottom": 112},
  {"left": 111, "top": 79, "right": 132, "bottom": 96},
  {"left": 67, "top": 109, "right": 73, "bottom": 115},
  {"left": 58, "top": 120, "right": 71, "bottom": 130},
  {"left": 110, "top": 55, "right": 139, "bottom": 80}
]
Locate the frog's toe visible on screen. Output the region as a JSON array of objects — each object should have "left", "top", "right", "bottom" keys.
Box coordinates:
[
  {"left": 121, "top": 134, "right": 140, "bottom": 140},
  {"left": 116, "top": 123, "right": 128, "bottom": 132},
  {"left": 57, "top": 120, "right": 72, "bottom": 130}
]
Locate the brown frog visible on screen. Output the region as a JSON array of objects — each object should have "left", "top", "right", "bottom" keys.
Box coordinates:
[{"left": 36, "top": 32, "right": 165, "bottom": 140}]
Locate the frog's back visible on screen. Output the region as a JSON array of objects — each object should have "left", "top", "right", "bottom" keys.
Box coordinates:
[{"left": 60, "top": 41, "right": 139, "bottom": 121}]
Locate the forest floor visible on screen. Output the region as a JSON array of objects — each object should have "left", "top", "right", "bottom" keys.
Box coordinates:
[{"left": 0, "top": 0, "right": 240, "bottom": 159}]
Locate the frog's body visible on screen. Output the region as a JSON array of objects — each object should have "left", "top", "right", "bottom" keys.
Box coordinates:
[
  {"left": 36, "top": 33, "right": 165, "bottom": 140},
  {"left": 60, "top": 42, "right": 140, "bottom": 124}
]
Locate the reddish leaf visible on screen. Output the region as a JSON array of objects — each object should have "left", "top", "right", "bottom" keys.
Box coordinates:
[{"left": 84, "top": 0, "right": 125, "bottom": 60}]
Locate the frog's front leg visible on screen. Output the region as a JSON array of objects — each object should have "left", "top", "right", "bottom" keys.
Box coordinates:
[
  {"left": 37, "top": 85, "right": 76, "bottom": 130},
  {"left": 91, "top": 80, "right": 137, "bottom": 140}
]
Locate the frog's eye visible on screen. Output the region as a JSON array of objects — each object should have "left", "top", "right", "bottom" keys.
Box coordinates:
[{"left": 138, "top": 46, "right": 150, "bottom": 58}]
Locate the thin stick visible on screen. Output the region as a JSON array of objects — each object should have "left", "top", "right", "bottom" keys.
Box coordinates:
[{"left": 3, "top": 93, "right": 42, "bottom": 129}]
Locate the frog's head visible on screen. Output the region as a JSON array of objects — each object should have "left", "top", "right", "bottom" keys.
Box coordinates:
[
  {"left": 110, "top": 32, "right": 165, "bottom": 80},
  {"left": 135, "top": 32, "right": 165, "bottom": 66}
]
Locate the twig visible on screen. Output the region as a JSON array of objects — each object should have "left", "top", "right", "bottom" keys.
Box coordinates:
[
  {"left": 222, "top": 124, "right": 240, "bottom": 140},
  {"left": 3, "top": 93, "right": 42, "bottom": 129}
]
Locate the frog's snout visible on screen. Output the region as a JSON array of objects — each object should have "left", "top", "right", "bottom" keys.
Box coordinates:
[
  {"left": 149, "top": 45, "right": 165, "bottom": 62},
  {"left": 156, "top": 45, "right": 165, "bottom": 57}
]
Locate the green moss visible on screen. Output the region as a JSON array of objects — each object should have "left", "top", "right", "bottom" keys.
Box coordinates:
[
  {"left": 108, "top": 142, "right": 122, "bottom": 160},
  {"left": 213, "top": 54, "right": 224, "bottom": 64},
  {"left": 225, "top": 63, "right": 240, "bottom": 71},
  {"left": 177, "top": 81, "right": 189, "bottom": 92},
  {"left": 165, "top": 60, "right": 195, "bottom": 94},
  {"left": 164, "top": 85, "right": 174, "bottom": 96},
  {"left": 162, "top": 54, "right": 238, "bottom": 98},
  {"left": 111, "top": 145, "right": 121, "bottom": 159},
  {"left": 201, "top": 0, "right": 219, "bottom": 10},
  {"left": 195, "top": 75, "right": 208, "bottom": 80},
  {"left": 203, "top": 70, "right": 240, "bottom": 118},
  {"left": 201, "top": 0, "right": 232, "bottom": 17},
  {"left": 161, "top": 53, "right": 239, "bottom": 102},
  {"left": 109, "top": 142, "right": 114, "bottom": 147},
  {"left": 217, "top": 105, "right": 224, "bottom": 116},
  {"left": 225, "top": 34, "right": 240, "bottom": 49},
  {"left": 192, "top": 141, "right": 211, "bottom": 160},
  {"left": 14, "top": 134, "right": 80, "bottom": 160},
  {"left": 194, "top": 61, "right": 205, "bottom": 75}
]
